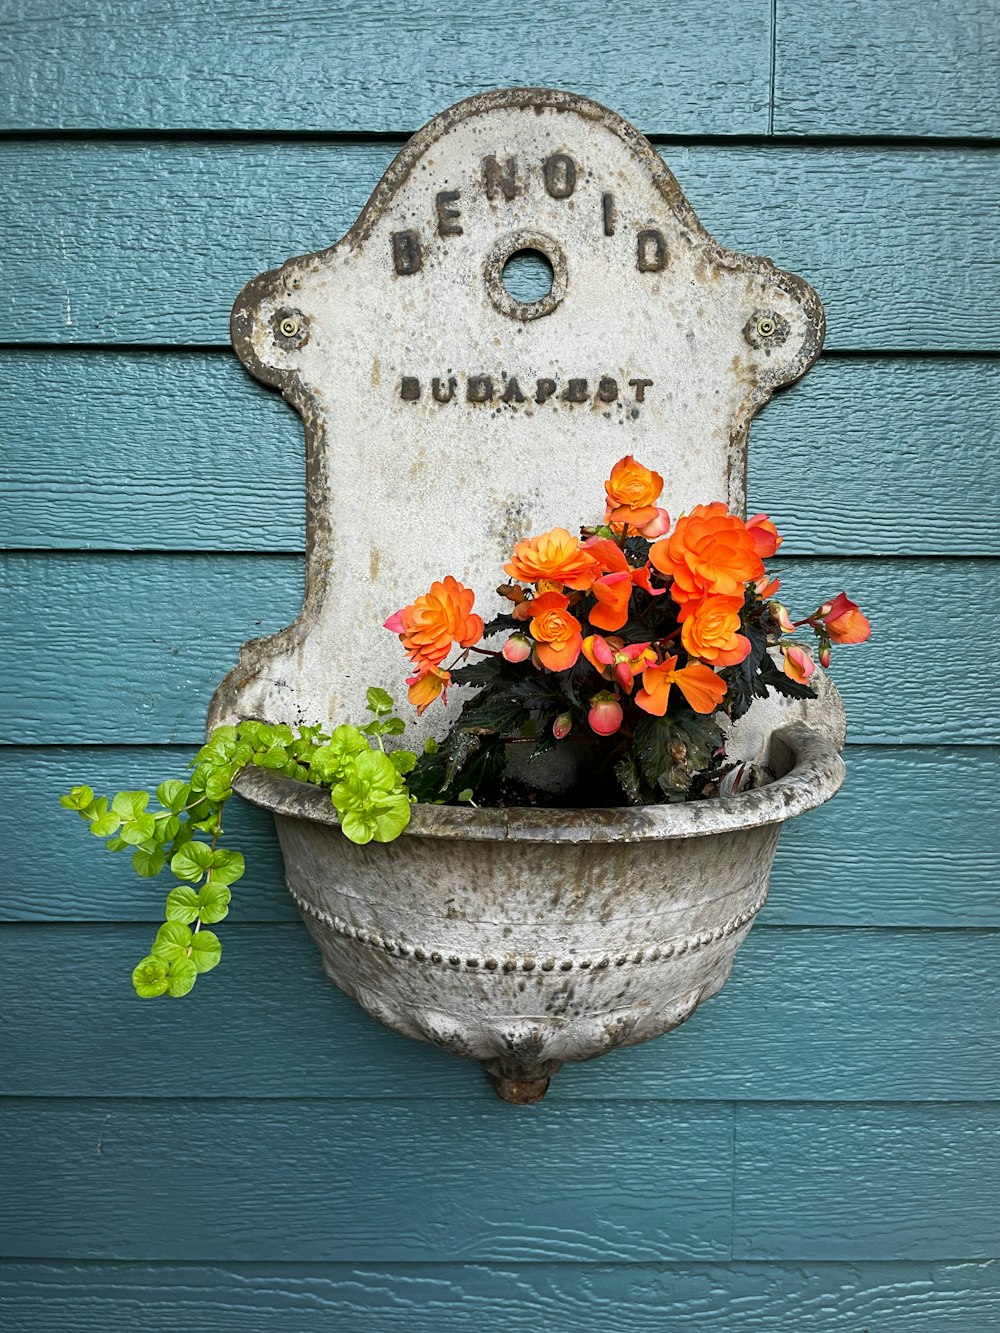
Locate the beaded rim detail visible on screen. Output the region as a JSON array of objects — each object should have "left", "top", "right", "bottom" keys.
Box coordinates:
[{"left": 287, "top": 885, "right": 768, "bottom": 973}]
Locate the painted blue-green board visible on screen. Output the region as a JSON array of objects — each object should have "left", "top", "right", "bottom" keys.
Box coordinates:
[
  {"left": 1, "top": 553, "right": 993, "bottom": 745},
  {"left": 0, "top": 0, "right": 772, "bottom": 135},
  {"left": 3, "top": 1259, "right": 1000, "bottom": 1332},
  {"left": 6, "top": 925, "right": 1000, "bottom": 1103},
  {"left": 3, "top": 0, "right": 1000, "bottom": 1316},
  {"left": 11, "top": 745, "right": 996, "bottom": 927},
  {"left": 4, "top": 350, "right": 998, "bottom": 556},
  {"left": 3, "top": 1100, "right": 998, "bottom": 1262},
  {"left": 2, "top": 141, "right": 997, "bottom": 350},
  {"left": 774, "top": 0, "right": 1000, "bottom": 137}
]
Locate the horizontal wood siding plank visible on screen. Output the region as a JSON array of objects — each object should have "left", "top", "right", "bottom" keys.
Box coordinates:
[
  {"left": 5, "top": 350, "right": 998, "bottom": 557},
  {"left": 774, "top": 0, "right": 1000, "bottom": 137},
  {"left": 735, "top": 1104, "right": 1000, "bottom": 1260},
  {"left": 1, "top": 142, "right": 997, "bottom": 351},
  {"left": 4, "top": 1259, "right": 1000, "bottom": 1330},
  {"left": 0, "top": 1099, "right": 734, "bottom": 1262},
  {"left": 15, "top": 745, "right": 995, "bottom": 927},
  {"left": 1, "top": 554, "right": 993, "bottom": 745},
  {"left": 5, "top": 925, "right": 1000, "bottom": 1102},
  {"left": 0, "top": 0, "right": 772, "bottom": 135}
]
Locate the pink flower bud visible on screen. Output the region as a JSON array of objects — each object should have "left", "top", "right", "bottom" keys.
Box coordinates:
[
  {"left": 771, "top": 602, "right": 796, "bottom": 634},
  {"left": 501, "top": 633, "right": 532, "bottom": 663},
  {"left": 588, "top": 691, "right": 624, "bottom": 736},
  {"left": 819, "top": 642, "right": 831, "bottom": 669},
  {"left": 552, "top": 712, "right": 573, "bottom": 740}
]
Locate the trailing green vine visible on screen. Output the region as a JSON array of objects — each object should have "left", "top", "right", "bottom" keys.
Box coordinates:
[{"left": 60, "top": 689, "right": 416, "bottom": 999}]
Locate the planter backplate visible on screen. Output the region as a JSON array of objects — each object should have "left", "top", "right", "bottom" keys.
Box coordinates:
[{"left": 209, "top": 87, "right": 824, "bottom": 741}]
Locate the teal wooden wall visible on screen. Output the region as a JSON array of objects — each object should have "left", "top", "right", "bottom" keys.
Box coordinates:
[{"left": 2, "top": 2, "right": 999, "bottom": 1327}]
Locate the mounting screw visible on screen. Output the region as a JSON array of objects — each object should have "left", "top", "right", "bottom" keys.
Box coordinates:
[
  {"left": 272, "top": 307, "right": 308, "bottom": 348},
  {"left": 756, "top": 315, "right": 776, "bottom": 337},
  {"left": 279, "top": 316, "right": 299, "bottom": 337},
  {"left": 743, "top": 308, "right": 790, "bottom": 352}
]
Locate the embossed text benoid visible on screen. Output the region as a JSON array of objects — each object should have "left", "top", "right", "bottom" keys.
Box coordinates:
[{"left": 212, "top": 89, "right": 847, "bottom": 1103}]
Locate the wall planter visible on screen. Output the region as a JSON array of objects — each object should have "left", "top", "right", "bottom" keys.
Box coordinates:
[{"left": 210, "top": 88, "right": 847, "bottom": 1100}]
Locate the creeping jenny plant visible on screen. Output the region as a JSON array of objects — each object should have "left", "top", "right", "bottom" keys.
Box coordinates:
[{"left": 63, "top": 456, "right": 869, "bottom": 998}]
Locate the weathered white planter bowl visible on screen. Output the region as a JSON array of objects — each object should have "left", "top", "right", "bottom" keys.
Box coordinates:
[{"left": 235, "top": 689, "right": 845, "bottom": 1102}]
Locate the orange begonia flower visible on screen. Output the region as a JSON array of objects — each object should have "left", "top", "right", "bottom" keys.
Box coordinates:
[
  {"left": 821, "top": 592, "right": 872, "bottom": 645},
  {"left": 679, "top": 594, "right": 751, "bottom": 667},
  {"left": 603, "top": 455, "right": 669, "bottom": 534},
  {"left": 405, "top": 664, "right": 451, "bottom": 715},
  {"left": 583, "top": 536, "right": 663, "bottom": 633},
  {"left": 782, "top": 643, "right": 816, "bottom": 684},
  {"left": 504, "top": 528, "right": 600, "bottom": 590},
  {"left": 385, "top": 575, "right": 484, "bottom": 668},
  {"left": 582, "top": 634, "right": 656, "bottom": 694},
  {"left": 746, "top": 513, "right": 782, "bottom": 559},
  {"left": 649, "top": 502, "right": 764, "bottom": 599},
  {"left": 635, "top": 655, "right": 727, "bottom": 716},
  {"left": 527, "top": 591, "right": 583, "bottom": 672}
]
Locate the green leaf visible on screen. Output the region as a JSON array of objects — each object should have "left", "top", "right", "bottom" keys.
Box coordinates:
[
  {"left": 366, "top": 686, "right": 394, "bottom": 715},
  {"left": 340, "top": 809, "right": 375, "bottom": 844},
  {"left": 104, "top": 836, "right": 129, "bottom": 853},
  {"left": 131, "top": 847, "right": 166, "bottom": 878},
  {"left": 112, "top": 790, "right": 150, "bottom": 820},
  {"left": 381, "top": 717, "right": 406, "bottom": 736},
  {"left": 613, "top": 754, "right": 642, "bottom": 804},
  {"left": 170, "top": 840, "right": 215, "bottom": 882},
  {"left": 372, "top": 791, "right": 412, "bottom": 842},
  {"left": 204, "top": 769, "right": 235, "bottom": 801},
  {"left": 90, "top": 802, "right": 121, "bottom": 839},
  {"left": 132, "top": 955, "right": 169, "bottom": 999},
  {"left": 164, "top": 885, "right": 201, "bottom": 924},
  {"left": 458, "top": 788, "right": 474, "bottom": 803},
  {"left": 151, "top": 920, "right": 193, "bottom": 963},
  {"left": 197, "top": 882, "right": 231, "bottom": 924},
  {"left": 190, "top": 930, "right": 222, "bottom": 973},
  {"left": 59, "top": 785, "right": 94, "bottom": 812},
  {"left": 156, "top": 780, "right": 191, "bottom": 812},
  {"left": 166, "top": 955, "right": 198, "bottom": 997},
  {"left": 423, "top": 737, "right": 439, "bottom": 755},
  {"left": 254, "top": 744, "right": 289, "bottom": 771},
  {"left": 119, "top": 813, "right": 157, "bottom": 845},
  {"left": 209, "top": 849, "right": 245, "bottom": 886},
  {"left": 389, "top": 749, "right": 418, "bottom": 777}
]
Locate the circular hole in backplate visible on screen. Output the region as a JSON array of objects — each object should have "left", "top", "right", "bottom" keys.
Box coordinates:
[{"left": 501, "top": 248, "right": 555, "bottom": 304}]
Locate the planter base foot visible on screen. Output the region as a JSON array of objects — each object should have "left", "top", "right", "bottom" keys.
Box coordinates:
[{"left": 484, "top": 1057, "right": 562, "bottom": 1104}]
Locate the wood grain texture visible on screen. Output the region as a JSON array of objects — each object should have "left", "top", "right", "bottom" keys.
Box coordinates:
[
  {"left": 3, "top": 1101, "right": 996, "bottom": 1263},
  {"left": 775, "top": 0, "right": 1000, "bottom": 137},
  {"left": 0, "top": 0, "right": 772, "bottom": 135},
  {"left": 1, "top": 553, "right": 994, "bottom": 745},
  {"left": 1, "top": 141, "right": 997, "bottom": 350},
  {"left": 4, "top": 1259, "right": 1000, "bottom": 1331},
  {"left": 0, "top": 1099, "right": 734, "bottom": 1262},
  {"left": 5, "top": 349, "right": 998, "bottom": 556},
  {"left": 735, "top": 1104, "right": 1000, "bottom": 1261},
  {"left": 5, "top": 924, "right": 1000, "bottom": 1103},
  {"left": 13, "top": 745, "right": 996, "bottom": 927}
]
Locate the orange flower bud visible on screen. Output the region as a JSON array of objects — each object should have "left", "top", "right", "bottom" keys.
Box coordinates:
[
  {"left": 781, "top": 644, "right": 816, "bottom": 685},
  {"left": 501, "top": 633, "right": 532, "bottom": 663},
  {"left": 821, "top": 592, "right": 872, "bottom": 645},
  {"left": 552, "top": 712, "right": 573, "bottom": 740},
  {"left": 746, "top": 512, "right": 782, "bottom": 558},
  {"left": 588, "top": 691, "right": 624, "bottom": 736}
]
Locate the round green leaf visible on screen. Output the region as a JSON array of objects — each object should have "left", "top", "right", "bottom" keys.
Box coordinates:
[
  {"left": 366, "top": 686, "right": 394, "bottom": 714},
  {"left": 156, "top": 779, "right": 191, "bottom": 812},
  {"left": 151, "top": 920, "right": 192, "bottom": 962},
  {"left": 132, "top": 955, "right": 169, "bottom": 999},
  {"left": 59, "top": 785, "right": 94, "bottom": 811},
  {"left": 209, "top": 849, "right": 245, "bottom": 887},
  {"left": 372, "top": 791, "right": 412, "bottom": 843},
  {"left": 340, "top": 809, "right": 375, "bottom": 844},
  {"left": 112, "top": 790, "right": 150, "bottom": 820},
  {"left": 91, "top": 811, "right": 121, "bottom": 838},
  {"left": 190, "top": 930, "right": 222, "bottom": 973},
  {"left": 170, "top": 840, "right": 215, "bottom": 882},
  {"left": 205, "top": 770, "right": 234, "bottom": 801},
  {"left": 197, "top": 883, "right": 231, "bottom": 924},
  {"left": 166, "top": 956, "right": 198, "bottom": 997},
  {"left": 165, "top": 885, "right": 201, "bottom": 924},
  {"left": 119, "top": 813, "right": 157, "bottom": 846},
  {"left": 131, "top": 847, "right": 166, "bottom": 878}
]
